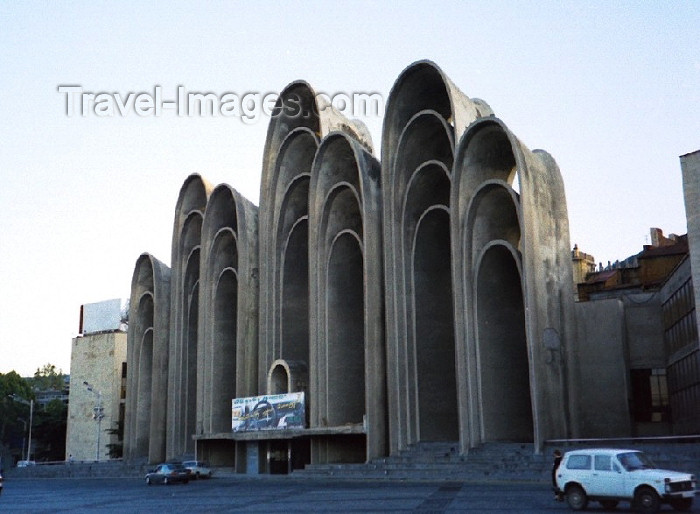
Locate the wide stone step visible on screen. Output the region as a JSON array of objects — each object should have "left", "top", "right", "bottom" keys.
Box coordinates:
[{"left": 294, "top": 441, "right": 700, "bottom": 482}]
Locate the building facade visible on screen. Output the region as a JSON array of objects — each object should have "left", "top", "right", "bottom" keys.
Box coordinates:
[
  {"left": 66, "top": 327, "right": 127, "bottom": 461},
  {"left": 123, "top": 62, "right": 697, "bottom": 471}
]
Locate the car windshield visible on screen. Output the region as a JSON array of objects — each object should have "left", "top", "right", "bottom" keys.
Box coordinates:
[{"left": 617, "top": 451, "right": 657, "bottom": 471}]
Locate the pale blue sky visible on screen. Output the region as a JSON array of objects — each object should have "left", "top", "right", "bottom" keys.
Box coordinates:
[{"left": 1, "top": 1, "right": 698, "bottom": 376}]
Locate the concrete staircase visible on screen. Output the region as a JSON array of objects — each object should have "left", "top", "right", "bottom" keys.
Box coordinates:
[
  {"left": 294, "top": 441, "right": 700, "bottom": 482},
  {"left": 294, "top": 442, "right": 550, "bottom": 481}
]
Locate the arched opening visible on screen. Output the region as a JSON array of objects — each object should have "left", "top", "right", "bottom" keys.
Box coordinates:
[
  {"left": 212, "top": 269, "right": 237, "bottom": 432},
  {"left": 183, "top": 248, "right": 200, "bottom": 455},
  {"left": 133, "top": 293, "right": 154, "bottom": 457},
  {"left": 327, "top": 232, "right": 365, "bottom": 426},
  {"left": 476, "top": 245, "right": 532, "bottom": 442},
  {"left": 270, "top": 364, "right": 289, "bottom": 394},
  {"left": 281, "top": 219, "right": 309, "bottom": 364},
  {"left": 135, "top": 327, "right": 153, "bottom": 456},
  {"left": 413, "top": 208, "right": 458, "bottom": 441}
]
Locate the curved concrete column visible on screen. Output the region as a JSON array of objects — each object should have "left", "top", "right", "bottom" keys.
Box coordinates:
[
  {"left": 198, "top": 184, "right": 259, "bottom": 436},
  {"left": 168, "top": 173, "right": 213, "bottom": 459},
  {"left": 452, "top": 117, "right": 575, "bottom": 452},
  {"left": 381, "top": 61, "right": 491, "bottom": 454},
  {"left": 309, "top": 132, "right": 384, "bottom": 463},
  {"left": 124, "top": 252, "right": 170, "bottom": 464},
  {"left": 258, "top": 81, "right": 373, "bottom": 397}
]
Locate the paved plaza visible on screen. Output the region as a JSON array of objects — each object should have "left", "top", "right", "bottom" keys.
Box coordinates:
[{"left": 2, "top": 476, "right": 698, "bottom": 513}]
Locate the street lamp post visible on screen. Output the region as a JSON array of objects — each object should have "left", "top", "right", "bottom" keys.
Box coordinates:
[
  {"left": 83, "top": 381, "right": 104, "bottom": 461},
  {"left": 8, "top": 395, "right": 33, "bottom": 462}
]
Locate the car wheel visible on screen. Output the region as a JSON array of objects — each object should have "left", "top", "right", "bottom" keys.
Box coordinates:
[
  {"left": 146, "top": 477, "right": 151, "bottom": 485},
  {"left": 163, "top": 477, "right": 169, "bottom": 485},
  {"left": 670, "top": 497, "right": 693, "bottom": 512},
  {"left": 600, "top": 499, "right": 618, "bottom": 510},
  {"left": 566, "top": 484, "right": 588, "bottom": 511},
  {"left": 634, "top": 487, "right": 660, "bottom": 514}
]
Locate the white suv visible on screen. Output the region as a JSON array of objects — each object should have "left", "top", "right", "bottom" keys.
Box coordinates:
[{"left": 555, "top": 448, "right": 696, "bottom": 513}]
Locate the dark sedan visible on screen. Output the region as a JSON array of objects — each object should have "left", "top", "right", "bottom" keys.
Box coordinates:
[{"left": 145, "top": 463, "right": 191, "bottom": 485}]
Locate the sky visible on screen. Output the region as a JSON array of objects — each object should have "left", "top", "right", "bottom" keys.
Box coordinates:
[{"left": 0, "top": 1, "right": 698, "bottom": 377}]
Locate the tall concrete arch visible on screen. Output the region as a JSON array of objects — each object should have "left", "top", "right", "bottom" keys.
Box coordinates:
[
  {"left": 381, "top": 60, "right": 492, "bottom": 453},
  {"left": 258, "top": 81, "right": 372, "bottom": 394},
  {"left": 124, "top": 252, "right": 170, "bottom": 464},
  {"left": 169, "top": 173, "right": 213, "bottom": 459},
  {"left": 197, "top": 184, "right": 258, "bottom": 462},
  {"left": 309, "top": 132, "right": 384, "bottom": 463},
  {"left": 452, "top": 118, "right": 576, "bottom": 453}
]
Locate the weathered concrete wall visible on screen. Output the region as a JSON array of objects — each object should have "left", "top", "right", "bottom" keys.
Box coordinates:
[
  {"left": 681, "top": 150, "right": 700, "bottom": 342},
  {"left": 309, "top": 132, "right": 384, "bottom": 463},
  {"left": 381, "top": 60, "right": 493, "bottom": 455},
  {"left": 452, "top": 118, "right": 575, "bottom": 452},
  {"left": 622, "top": 294, "right": 665, "bottom": 369},
  {"left": 573, "top": 299, "right": 631, "bottom": 437},
  {"left": 258, "top": 82, "right": 373, "bottom": 400},
  {"left": 124, "top": 253, "right": 170, "bottom": 463},
  {"left": 168, "top": 174, "right": 213, "bottom": 459},
  {"left": 123, "top": 60, "right": 584, "bottom": 468},
  {"left": 198, "top": 185, "right": 259, "bottom": 438},
  {"left": 66, "top": 331, "right": 127, "bottom": 462}
]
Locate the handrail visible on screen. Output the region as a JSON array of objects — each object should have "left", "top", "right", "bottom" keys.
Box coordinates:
[{"left": 545, "top": 434, "right": 700, "bottom": 444}]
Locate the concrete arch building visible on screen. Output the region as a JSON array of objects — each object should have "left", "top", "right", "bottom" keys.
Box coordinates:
[
  {"left": 451, "top": 118, "right": 575, "bottom": 452},
  {"left": 258, "top": 82, "right": 373, "bottom": 399},
  {"left": 309, "top": 132, "right": 384, "bottom": 463},
  {"left": 124, "top": 253, "right": 171, "bottom": 463},
  {"left": 381, "top": 60, "right": 494, "bottom": 454},
  {"left": 196, "top": 184, "right": 259, "bottom": 462},
  {"left": 124, "top": 61, "right": 581, "bottom": 471},
  {"left": 168, "top": 174, "right": 214, "bottom": 458}
]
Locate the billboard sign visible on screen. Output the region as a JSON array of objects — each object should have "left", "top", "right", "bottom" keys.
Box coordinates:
[
  {"left": 232, "top": 392, "right": 305, "bottom": 432},
  {"left": 80, "top": 298, "right": 124, "bottom": 334}
]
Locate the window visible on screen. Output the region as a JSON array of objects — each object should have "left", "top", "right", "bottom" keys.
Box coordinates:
[
  {"left": 594, "top": 454, "right": 611, "bottom": 471},
  {"left": 631, "top": 368, "right": 669, "bottom": 422},
  {"left": 566, "top": 455, "right": 591, "bottom": 470}
]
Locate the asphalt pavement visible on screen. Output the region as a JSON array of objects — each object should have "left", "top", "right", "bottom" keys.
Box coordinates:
[{"left": 1, "top": 475, "right": 698, "bottom": 513}]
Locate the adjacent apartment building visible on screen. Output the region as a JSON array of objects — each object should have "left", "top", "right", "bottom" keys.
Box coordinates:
[{"left": 65, "top": 299, "right": 127, "bottom": 461}]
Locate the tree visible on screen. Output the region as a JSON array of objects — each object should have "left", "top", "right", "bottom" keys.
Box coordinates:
[
  {"left": 31, "top": 363, "right": 65, "bottom": 391},
  {"left": 32, "top": 399, "right": 67, "bottom": 461},
  {"left": 0, "top": 371, "right": 34, "bottom": 458}
]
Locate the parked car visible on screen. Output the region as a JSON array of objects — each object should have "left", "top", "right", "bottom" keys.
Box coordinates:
[
  {"left": 145, "top": 463, "right": 191, "bottom": 485},
  {"left": 0, "top": 469, "right": 4, "bottom": 495},
  {"left": 555, "top": 448, "right": 696, "bottom": 513},
  {"left": 182, "top": 460, "right": 212, "bottom": 479}
]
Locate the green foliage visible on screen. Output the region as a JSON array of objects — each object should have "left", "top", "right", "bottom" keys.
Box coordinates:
[
  {"left": 1, "top": 366, "right": 68, "bottom": 462},
  {"left": 31, "top": 363, "right": 66, "bottom": 391},
  {"left": 0, "top": 371, "right": 34, "bottom": 445},
  {"left": 32, "top": 399, "right": 67, "bottom": 461}
]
